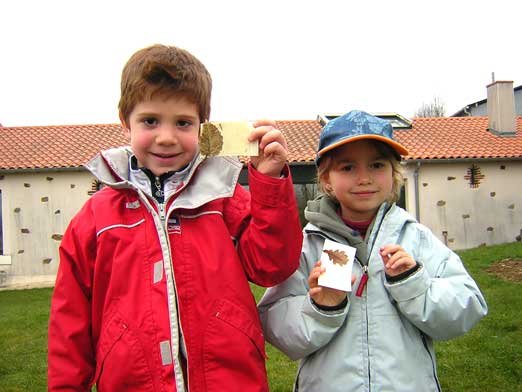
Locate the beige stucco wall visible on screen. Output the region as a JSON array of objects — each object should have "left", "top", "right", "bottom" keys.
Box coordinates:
[
  {"left": 1, "top": 160, "right": 520, "bottom": 289},
  {"left": 0, "top": 170, "right": 94, "bottom": 289},
  {"left": 403, "top": 160, "right": 522, "bottom": 250}
]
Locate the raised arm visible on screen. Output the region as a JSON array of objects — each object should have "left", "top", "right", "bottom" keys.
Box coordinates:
[{"left": 384, "top": 224, "right": 488, "bottom": 340}]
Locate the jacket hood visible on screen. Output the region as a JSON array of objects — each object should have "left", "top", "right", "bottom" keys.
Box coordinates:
[
  {"left": 305, "top": 194, "right": 353, "bottom": 239},
  {"left": 304, "top": 194, "right": 412, "bottom": 265},
  {"left": 304, "top": 193, "right": 369, "bottom": 263}
]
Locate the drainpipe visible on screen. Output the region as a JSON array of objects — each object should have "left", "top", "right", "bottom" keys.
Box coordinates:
[{"left": 413, "top": 162, "right": 421, "bottom": 221}]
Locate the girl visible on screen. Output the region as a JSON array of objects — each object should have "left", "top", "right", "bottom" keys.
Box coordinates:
[{"left": 258, "top": 110, "right": 487, "bottom": 392}]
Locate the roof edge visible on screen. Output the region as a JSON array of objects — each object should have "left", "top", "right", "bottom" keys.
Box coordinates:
[{"left": 0, "top": 166, "right": 87, "bottom": 174}]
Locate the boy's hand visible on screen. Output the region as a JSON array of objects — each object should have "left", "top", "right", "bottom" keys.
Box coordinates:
[
  {"left": 248, "top": 119, "right": 288, "bottom": 178},
  {"left": 308, "top": 261, "right": 354, "bottom": 307},
  {"left": 380, "top": 244, "right": 417, "bottom": 277}
]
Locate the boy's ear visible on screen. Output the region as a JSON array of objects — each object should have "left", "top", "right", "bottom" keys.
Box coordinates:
[{"left": 119, "top": 113, "right": 131, "bottom": 140}]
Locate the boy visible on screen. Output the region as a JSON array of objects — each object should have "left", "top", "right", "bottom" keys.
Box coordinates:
[{"left": 48, "top": 44, "right": 302, "bottom": 391}]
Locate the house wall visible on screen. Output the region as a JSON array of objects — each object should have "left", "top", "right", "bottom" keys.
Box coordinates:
[
  {"left": 0, "top": 170, "right": 94, "bottom": 289},
  {"left": 403, "top": 160, "right": 522, "bottom": 250},
  {"left": 467, "top": 89, "right": 522, "bottom": 116},
  {"left": 1, "top": 161, "right": 520, "bottom": 289}
]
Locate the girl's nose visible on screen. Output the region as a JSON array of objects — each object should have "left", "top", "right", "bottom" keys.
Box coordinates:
[{"left": 356, "top": 167, "right": 372, "bottom": 184}]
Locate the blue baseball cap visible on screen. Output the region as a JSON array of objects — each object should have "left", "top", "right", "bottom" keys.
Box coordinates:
[{"left": 316, "top": 110, "right": 409, "bottom": 165}]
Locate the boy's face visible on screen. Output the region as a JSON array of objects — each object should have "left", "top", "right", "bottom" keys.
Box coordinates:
[
  {"left": 124, "top": 94, "right": 200, "bottom": 176},
  {"left": 324, "top": 140, "right": 393, "bottom": 222}
]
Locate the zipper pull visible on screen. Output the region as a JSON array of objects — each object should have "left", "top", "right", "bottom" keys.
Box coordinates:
[
  {"left": 355, "top": 266, "right": 368, "bottom": 297},
  {"left": 154, "top": 177, "right": 164, "bottom": 198}
]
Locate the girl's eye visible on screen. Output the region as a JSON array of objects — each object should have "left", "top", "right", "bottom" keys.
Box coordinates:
[
  {"left": 371, "top": 161, "right": 387, "bottom": 169},
  {"left": 340, "top": 164, "right": 353, "bottom": 172}
]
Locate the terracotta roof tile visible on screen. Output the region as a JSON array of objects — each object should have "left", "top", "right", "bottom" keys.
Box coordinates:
[
  {"left": 396, "top": 116, "right": 522, "bottom": 160},
  {"left": 0, "top": 124, "right": 126, "bottom": 170},
  {"left": 1, "top": 117, "right": 521, "bottom": 171}
]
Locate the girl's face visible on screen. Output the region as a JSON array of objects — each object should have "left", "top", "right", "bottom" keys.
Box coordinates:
[{"left": 323, "top": 140, "right": 393, "bottom": 222}]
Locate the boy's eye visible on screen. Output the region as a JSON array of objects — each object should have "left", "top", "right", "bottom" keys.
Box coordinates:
[
  {"left": 143, "top": 117, "right": 158, "bottom": 127},
  {"left": 177, "top": 120, "right": 192, "bottom": 128}
]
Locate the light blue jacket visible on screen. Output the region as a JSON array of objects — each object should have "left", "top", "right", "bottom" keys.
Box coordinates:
[{"left": 258, "top": 195, "right": 488, "bottom": 392}]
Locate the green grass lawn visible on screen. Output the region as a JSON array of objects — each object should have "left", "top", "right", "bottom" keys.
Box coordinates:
[
  {"left": 0, "top": 242, "right": 521, "bottom": 391},
  {"left": 0, "top": 288, "right": 52, "bottom": 391}
]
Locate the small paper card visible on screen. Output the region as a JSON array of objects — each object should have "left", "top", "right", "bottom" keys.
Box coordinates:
[
  {"left": 199, "top": 121, "right": 258, "bottom": 157},
  {"left": 318, "top": 239, "right": 356, "bottom": 292}
]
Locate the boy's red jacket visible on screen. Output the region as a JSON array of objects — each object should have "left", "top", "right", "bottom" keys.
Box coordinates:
[{"left": 48, "top": 149, "right": 302, "bottom": 391}]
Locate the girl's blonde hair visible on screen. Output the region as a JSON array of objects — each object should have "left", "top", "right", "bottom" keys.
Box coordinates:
[{"left": 317, "top": 140, "right": 404, "bottom": 203}]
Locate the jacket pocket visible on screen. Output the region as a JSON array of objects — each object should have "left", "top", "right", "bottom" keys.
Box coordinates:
[
  {"left": 203, "top": 299, "right": 268, "bottom": 392},
  {"left": 92, "top": 310, "right": 154, "bottom": 391}
]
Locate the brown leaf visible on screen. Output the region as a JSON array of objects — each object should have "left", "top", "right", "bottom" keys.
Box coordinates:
[
  {"left": 323, "top": 249, "right": 349, "bottom": 266},
  {"left": 199, "top": 122, "right": 224, "bottom": 156}
]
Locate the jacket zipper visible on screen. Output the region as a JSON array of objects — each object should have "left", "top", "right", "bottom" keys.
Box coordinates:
[
  {"left": 421, "top": 333, "right": 441, "bottom": 392},
  {"left": 359, "top": 261, "right": 371, "bottom": 390},
  {"left": 158, "top": 202, "right": 166, "bottom": 222},
  {"left": 161, "top": 212, "right": 189, "bottom": 391},
  {"left": 351, "top": 258, "right": 371, "bottom": 390},
  {"left": 161, "top": 198, "right": 190, "bottom": 391},
  {"left": 148, "top": 190, "right": 187, "bottom": 391},
  {"left": 157, "top": 174, "right": 199, "bottom": 392}
]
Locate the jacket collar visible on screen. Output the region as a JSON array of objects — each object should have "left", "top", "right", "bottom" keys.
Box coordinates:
[
  {"left": 304, "top": 194, "right": 364, "bottom": 243},
  {"left": 129, "top": 154, "right": 195, "bottom": 203},
  {"left": 85, "top": 146, "right": 242, "bottom": 210}
]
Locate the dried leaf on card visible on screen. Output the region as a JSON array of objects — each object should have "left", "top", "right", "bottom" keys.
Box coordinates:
[
  {"left": 199, "top": 122, "right": 224, "bottom": 156},
  {"left": 323, "top": 249, "right": 349, "bottom": 266}
]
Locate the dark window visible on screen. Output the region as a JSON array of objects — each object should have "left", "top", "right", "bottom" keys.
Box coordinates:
[
  {"left": 0, "top": 190, "right": 3, "bottom": 254},
  {"left": 397, "top": 185, "right": 406, "bottom": 209}
]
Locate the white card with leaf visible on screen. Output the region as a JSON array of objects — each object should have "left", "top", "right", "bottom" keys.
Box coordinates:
[
  {"left": 318, "top": 239, "right": 356, "bottom": 292},
  {"left": 199, "top": 121, "right": 258, "bottom": 157}
]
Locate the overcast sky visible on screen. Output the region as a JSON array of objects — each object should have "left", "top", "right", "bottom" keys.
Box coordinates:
[{"left": 1, "top": 0, "right": 520, "bottom": 127}]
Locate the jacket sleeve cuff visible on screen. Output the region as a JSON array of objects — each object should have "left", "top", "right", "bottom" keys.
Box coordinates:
[
  {"left": 303, "top": 294, "right": 348, "bottom": 324},
  {"left": 248, "top": 164, "right": 294, "bottom": 207},
  {"left": 311, "top": 296, "right": 348, "bottom": 312},
  {"left": 385, "top": 262, "right": 420, "bottom": 283},
  {"left": 384, "top": 263, "right": 430, "bottom": 302}
]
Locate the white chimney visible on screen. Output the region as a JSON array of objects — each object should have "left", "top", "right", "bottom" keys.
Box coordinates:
[{"left": 487, "top": 80, "right": 516, "bottom": 136}]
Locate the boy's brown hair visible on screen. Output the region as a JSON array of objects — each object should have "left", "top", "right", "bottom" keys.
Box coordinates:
[
  {"left": 317, "top": 140, "right": 405, "bottom": 203},
  {"left": 118, "top": 44, "right": 212, "bottom": 125}
]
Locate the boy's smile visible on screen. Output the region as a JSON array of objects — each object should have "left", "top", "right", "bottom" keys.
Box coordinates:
[
  {"left": 124, "top": 94, "right": 200, "bottom": 176},
  {"left": 325, "top": 140, "right": 393, "bottom": 222}
]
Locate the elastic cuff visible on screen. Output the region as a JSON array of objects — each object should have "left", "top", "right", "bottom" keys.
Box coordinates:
[
  {"left": 311, "top": 296, "right": 348, "bottom": 311},
  {"left": 386, "top": 262, "right": 420, "bottom": 283}
]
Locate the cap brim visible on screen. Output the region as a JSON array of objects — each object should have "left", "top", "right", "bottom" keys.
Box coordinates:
[{"left": 317, "top": 134, "right": 409, "bottom": 159}]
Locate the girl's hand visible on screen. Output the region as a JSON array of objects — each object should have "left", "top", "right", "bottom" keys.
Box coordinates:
[
  {"left": 308, "top": 260, "right": 353, "bottom": 307},
  {"left": 380, "top": 244, "right": 417, "bottom": 277},
  {"left": 248, "top": 119, "right": 288, "bottom": 178}
]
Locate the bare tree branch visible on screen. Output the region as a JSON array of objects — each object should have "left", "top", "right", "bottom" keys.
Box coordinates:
[{"left": 415, "top": 97, "right": 446, "bottom": 117}]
